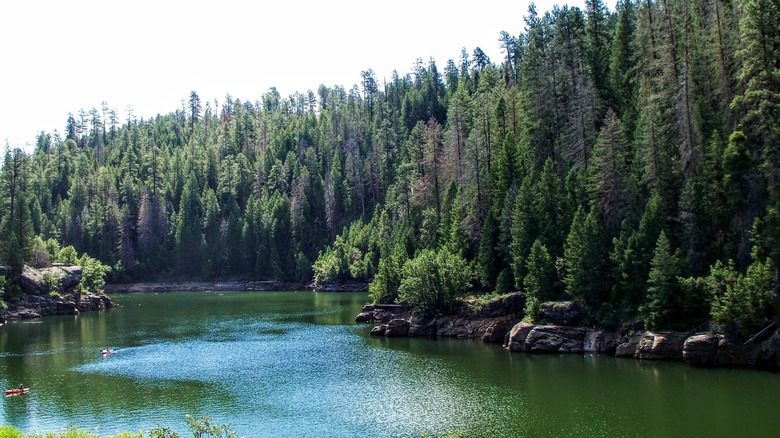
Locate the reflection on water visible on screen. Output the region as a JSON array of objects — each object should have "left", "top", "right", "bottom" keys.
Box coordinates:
[{"left": 1, "top": 291, "right": 780, "bottom": 437}]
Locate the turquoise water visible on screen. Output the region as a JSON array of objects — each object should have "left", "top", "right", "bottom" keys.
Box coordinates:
[{"left": 1, "top": 291, "right": 779, "bottom": 437}]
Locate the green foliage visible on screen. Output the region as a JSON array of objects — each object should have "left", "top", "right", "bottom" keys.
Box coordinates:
[
  {"left": 57, "top": 246, "right": 79, "bottom": 265},
  {"left": 42, "top": 273, "right": 61, "bottom": 297},
  {"left": 640, "top": 232, "right": 680, "bottom": 330},
  {"left": 398, "top": 248, "right": 473, "bottom": 311},
  {"left": 706, "top": 257, "right": 777, "bottom": 336},
  {"left": 369, "top": 241, "right": 408, "bottom": 304},
  {"left": 563, "top": 207, "right": 611, "bottom": 313},
  {"left": 77, "top": 254, "right": 111, "bottom": 294},
  {"left": 523, "top": 239, "right": 558, "bottom": 321},
  {"left": 0, "top": 276, "right": 6, "bottom": 308},
  {"left": 4, "top": 0, "right": 779, "bottom": 330},
  {"left": 183, "top": 415, "right": 238, "bottom": 438},
  {"left": 21, "top": 427, "right": 143, "bottom": 438},
  {"left": 0, "top": 425, "right": 23, "bottom": 438},
  {"left": 29, "top": 236, "right": 50, "bottom": 269}
]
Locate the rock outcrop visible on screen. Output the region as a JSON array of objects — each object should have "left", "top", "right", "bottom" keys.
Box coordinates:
[
  {"left": 635, "top": 332, "right": 689, "bottom": 360},
  {"left": 524, "top": 325, "right": 587, "bottom": 353},
  {"left": 356, "top": 294, "right": 780, "bottom": 371},
  {"left": 615, "top": 335, "right": 642, "bottom": 358},
  {"left": 385, "top": 319, "right": 410, "bottom": 337},
  {"left": 539, "top": 301, "right": 585, "bottom": 326},
  {"left": 19, "top": 264, "right": 83, "bottom": 295},
  {"left": 358, "top": 293, "right": 523, "bottom": 343},
  {"left": 682, "top": 334, "right": 719, "bottom": 366},
  {"left": 1, "top": 265, "right": 117, "bottom": 322}
]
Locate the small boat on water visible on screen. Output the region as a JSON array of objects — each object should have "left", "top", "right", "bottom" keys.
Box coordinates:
[
  {"left": 101, "top": 348, "right": 112, "bottom": 355},
  {"left": 5, "top": 388, "right": 30, "bottom": 396}
]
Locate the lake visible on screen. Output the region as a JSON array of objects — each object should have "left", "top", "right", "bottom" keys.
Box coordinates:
[{"left": 1, "top": 291, "right": 779, "bottom": 437}]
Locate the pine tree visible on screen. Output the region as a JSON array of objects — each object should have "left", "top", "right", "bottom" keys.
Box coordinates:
[
  {"left": 0, "top": 148, "right": 33, "bottom": 299},
  {"left": 641, "top": 231, "right": 680, "bottom": 329},
  {"left": 563, "top": 206, "right": 611, "bottom": 313},
  {"left": 175, "top": 172, "right": 205, "bottom": 276},
  {"left": 589, "top": 109, "right": 635, "bottom": 235},
  {"left": 524, "top": 238, "right": 559, "bottom": 320}
]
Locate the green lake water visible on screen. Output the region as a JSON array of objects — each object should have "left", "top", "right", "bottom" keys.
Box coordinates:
[{"left": 1, "top": 291, "right": 779, "bottom": 437}]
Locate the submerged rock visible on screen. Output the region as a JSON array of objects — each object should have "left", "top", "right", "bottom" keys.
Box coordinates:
[
  {"left": 355, "top": 312, "right": 374, "bottom": 323},
  {"left": 370, "top": 325, "right": 387, "bottom": 337}
]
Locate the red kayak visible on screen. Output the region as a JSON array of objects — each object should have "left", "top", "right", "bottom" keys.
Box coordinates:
[{"left": 5, "top": 388, "right": 30, "bottom": 396}]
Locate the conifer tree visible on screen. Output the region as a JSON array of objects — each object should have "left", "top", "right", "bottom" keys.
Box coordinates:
[
  {"left": 641, "top": 231, "right": 680, "bottom": 329},
  {"left": 524, "top": 238, "right": 558, "bottom": 320}
]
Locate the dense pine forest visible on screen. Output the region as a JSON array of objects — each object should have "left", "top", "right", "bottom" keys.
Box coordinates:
[{"left": 2, "top": 0, "right": 779, "bottom": 334}]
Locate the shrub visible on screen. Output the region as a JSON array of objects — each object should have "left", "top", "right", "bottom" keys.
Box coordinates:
[
  {"left": 56, "top": 246, "right": 79, "bottom": 265},
  {"left": 398, "top": 248, "right": 473, "bottom": 311},
  {"left": 77, "top": 255, "right": 111, "bottom": 294},
  {"left": 0, "top": 425, "right": 23, "bottom": 438}
]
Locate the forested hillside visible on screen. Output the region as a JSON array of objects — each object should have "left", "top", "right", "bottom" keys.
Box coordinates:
[{"left": 2, "top": 0, "right": 778, "bottom": 333}]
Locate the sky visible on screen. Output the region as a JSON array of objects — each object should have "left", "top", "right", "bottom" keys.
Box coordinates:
[{"left": 0, "top": 0, "right": 609, "bottom": 151}]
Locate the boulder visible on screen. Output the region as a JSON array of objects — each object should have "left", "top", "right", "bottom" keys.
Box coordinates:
[
  {"left": 615, "top": 334, "right": 642, "bottom": 358},
  {"left": 436, "top": 315, "right": 473, "bottom": 338},
  {"left": 477, "top": 293, "right": 525, "bottom": 318},
  {"left": 583, "top": 330, "right": 619, "bottom": 354},
  {"left": 525, "top": 325, "right": 587, "bottom": 353},
  {"left": 636, "top": 332, "right": 688, "bottom": 360},
  {"left": 683, "top": 334, "right": 719, "bottom": 366},
  {"left": 372, "top": 309, "right": 396, "bottom": 323},
  {"left": 13, "top": 310, "right": 41, "bottom": 319},
  {"left": 370, "top": 325, "right": 387, "bottom": 337},
  {"left": 506, "top": 322, "right": 535, "bottom": 352},
  {"left": 714, "top": 335, "right": 761, "bottom": 367},
  {"left": 19, "top": 265, "right": 83, "bottom": 295},
  {"left": 409, "top": 312, "right": 437, "bottom": 337},
  {"left": 755, "top": 332, "right": 780, "bottom": 370},
  {"left": 482, "top": 320, "right": 515, "bottom": 344},
  {"left": 539, "top": 301, "right": 584, "bottom": 326},
  {"left": 361, "top": 304, "right": 375, "bottom": 313},
  {"left": 385, "top": 319, "right": 410, "bottom": 337},
  {"left": 355, "top": 312, "right": 374, "bottom": 323}
]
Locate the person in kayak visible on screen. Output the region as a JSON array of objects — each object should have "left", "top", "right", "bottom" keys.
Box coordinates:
[{"left": 18, "top": 384, "right": 24, "bottom": 390}]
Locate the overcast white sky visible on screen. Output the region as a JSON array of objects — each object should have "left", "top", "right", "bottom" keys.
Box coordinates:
[{"left": 0, "top": 0, "right": 610, "bottom": 150}]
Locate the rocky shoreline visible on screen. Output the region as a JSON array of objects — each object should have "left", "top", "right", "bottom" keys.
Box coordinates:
[
  {"left": 104, "top": 280, "right": 369, "bottom": 293},
  {"left": 357, "top": 294, "right": 780, "bottom": 371},
  {"left": 1, "top": 264, "right": 118, "bottom": 323}
]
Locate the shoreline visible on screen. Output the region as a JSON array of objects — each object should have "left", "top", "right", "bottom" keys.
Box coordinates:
[
  {"left": 357, "top": 296, "right": 780, "bottom": 371},
  {"left": 104, "top": 280, "right": 369, "bottom": 293}
]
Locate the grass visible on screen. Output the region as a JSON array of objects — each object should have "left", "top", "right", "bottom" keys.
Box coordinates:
[{"left": 0, "top": 427, "right": 144, "bottom": 438}]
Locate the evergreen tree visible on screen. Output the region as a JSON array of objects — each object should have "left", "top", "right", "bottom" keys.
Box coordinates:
[
  {"left": 523, "top": 238, "right": 559, "bottom": 321},
  {"left": 0, "top": 148, "right": 33, "bottom": 299},
  {"left": 641, "top": 231, "right": 680, "bottom": 329},
  {"left": 563, "top": 206, "right": 612, "bottom": 315},
  {"left": 175, "top": 172, "right": 205, "bottom": 276}
]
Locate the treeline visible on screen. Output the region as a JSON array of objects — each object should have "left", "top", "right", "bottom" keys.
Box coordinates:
[{"left": 2, "top": 0, "right": 779, "bottom": 333}]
